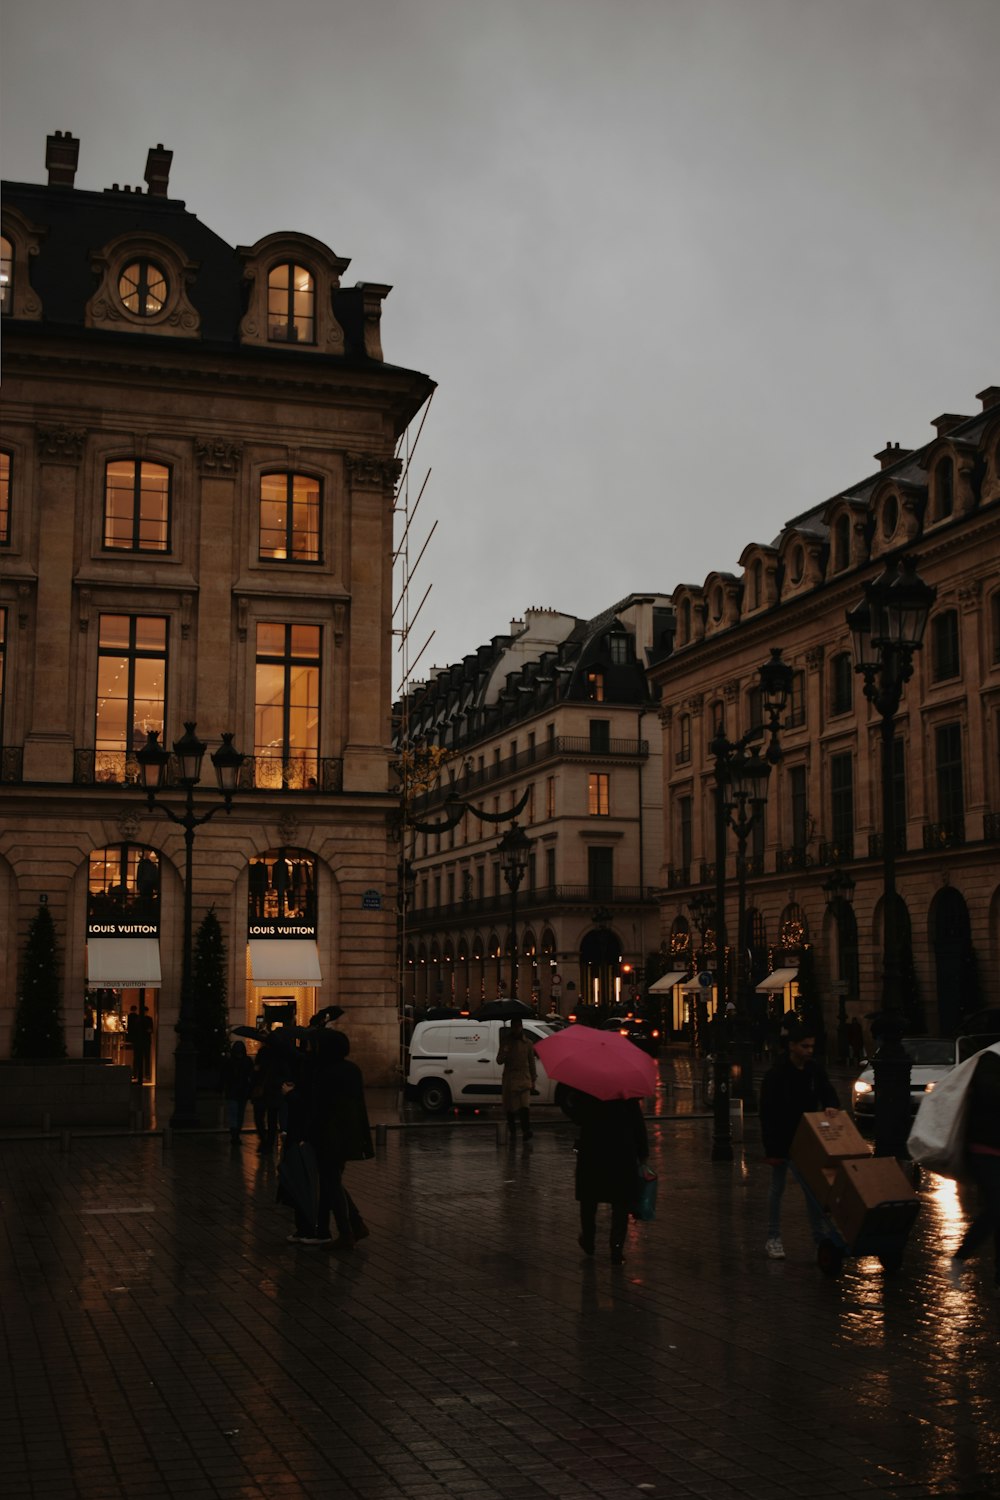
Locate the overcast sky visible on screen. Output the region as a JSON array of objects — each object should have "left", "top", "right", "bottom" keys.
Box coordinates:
[{"left": 3, "top": 0, "right": 998, "bottom": 688}]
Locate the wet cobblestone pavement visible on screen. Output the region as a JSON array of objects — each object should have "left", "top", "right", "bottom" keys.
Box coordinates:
[{"left": 2, "top": 1099, "right": 998, "bottom": 1499}]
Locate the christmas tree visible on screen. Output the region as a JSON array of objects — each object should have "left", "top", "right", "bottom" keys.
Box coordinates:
[
  {"left": 192, "top": 906, "right": 229, "bottom": 1078},
  {"left": 13, "top": 903, "right": 67, "bottom": 1059}
]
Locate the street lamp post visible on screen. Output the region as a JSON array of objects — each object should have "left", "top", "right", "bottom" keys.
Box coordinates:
[
  {"left": 847, "top": 554, "right": 936, "bottom": 1158},
  {"left": 709, "top": 648, "right": 793, "bottom": 1162},
  {"left": 497, "top": 822, "right": 533, "bottom": 1001},
  {"left": 136, "top": 723, "right": 244, "bottom": 1129}
]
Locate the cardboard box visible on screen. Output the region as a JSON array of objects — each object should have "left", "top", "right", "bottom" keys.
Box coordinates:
[
  {"left": 829, "top": 1156, "right": 920, "bottom": 1248},
  {"left": 790, "top": 1111, "right": 871, "bottom": 1209}
]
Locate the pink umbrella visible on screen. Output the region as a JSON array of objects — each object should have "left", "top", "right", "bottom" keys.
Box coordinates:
[{"left": 533, "top": 1025, "right": 656, "bottom": 1100}]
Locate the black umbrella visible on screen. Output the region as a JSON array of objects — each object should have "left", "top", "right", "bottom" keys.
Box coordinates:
[
  {"left": 276, "top": 1139, "right": 320, "bottom": 1224},
  {"left": 309, "top": 1004, "right": 345, "bottom": 1027},
  {"left": 474, "top": 999, "right": 535, "bottom": 1021}
]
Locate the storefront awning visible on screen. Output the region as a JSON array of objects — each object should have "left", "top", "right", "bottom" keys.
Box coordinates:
[
  {"left": 648, "top": 970, "right": 690, "bottom": 994},
  {"left": 680, "top": 976, "right": 715, "bottom": 994},
  {"left": 248, "top": 939, "right": 322, "bottom": 986},
  {"left": 87, "top": 938, "right": 162, "bottom": 988},
  {"left": 755, "top": 967, "right": 799, "bottom": 993}
]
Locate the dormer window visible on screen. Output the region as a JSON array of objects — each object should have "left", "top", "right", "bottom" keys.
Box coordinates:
[
  {"left": 832, "top": 514, "right": 850, "bottom": 573},
  {"left": 882, "top": 493, "right": 899, "bottom": 539},
  {"left": 789, "top": 544, "right": 804, "bottom": 584},
  {"left": 711, "top": 586, "right": 724, "bottom": 622},
  {"left": 118, "top": 259, "right": 168, "bottom": 318},
  {"left": 934, "top": 457, "right": 954, "bottom": 520},
  {"left": 680, "top": 598, "right": 691, "bottom": 643},
  {"left": 0, "top": 235, "right": 12, "bottom": 315},
  {"left": 749, "top": 559, "right": 762, "bottom": 609},
  {"left": 268, "top": 262, "right": 315, "bottom": 344}
]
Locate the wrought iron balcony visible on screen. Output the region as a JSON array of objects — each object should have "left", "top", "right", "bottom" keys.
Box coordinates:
[
  {"left": 818, "top": 837, "right": 854, "bottom": 866},
  {"left": 699, "top": 861, "right": 717, "bottom": 885},
  {"left": 406, "top": 882, "right": 659, "bottom": 928},
  {"left": 75, "top": 750, "right": 152, "bottom": 786},
  {"left": 922, "top": 819, "right": 965, "bottom": 851},
  {"left": 776, "top": 845, "right": 813, "bottom": 873},
  {"left": 868, "top": 830, "right": 907, "bottom": 857},
  {"left": 666, "top": 865, "right": 691, "bottom": 889},
  {"left": 238, "top": 755, "right": 343, "bottom": 793}
]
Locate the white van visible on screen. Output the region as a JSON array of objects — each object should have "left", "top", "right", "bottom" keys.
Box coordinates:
[{"left": 406, "top": 1017, "right": 565, "bottom": 1114}]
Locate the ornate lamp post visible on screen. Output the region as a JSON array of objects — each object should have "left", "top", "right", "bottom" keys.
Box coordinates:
[
  {"left": 136, "top": 723, "right": 244, "bottom": 1128},
  {"left": 497, "top": 822, "right": 533, "bottom": 1001},
  {"left": 709, "top": 648, "right": 793, "bottom": 1162},
  {"left": 846, "top": 553, "right": 936, "bottom": 1158}
]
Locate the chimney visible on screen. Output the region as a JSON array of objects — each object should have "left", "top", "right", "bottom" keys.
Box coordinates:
[
  {"left": 45, "top": 130, "right": 80, "bottom": 187},
  {"left": 931, "top": 414, "right": 969, "bottom": 437},
  {"left": 874, "top": 441, "right": 913, "bottom": 471},
  {"left": 977, "top": 386, "right": 1000, "bottom": 412},
  {"left": 144, "top": 144, "right": 173, "bottom": 197}
]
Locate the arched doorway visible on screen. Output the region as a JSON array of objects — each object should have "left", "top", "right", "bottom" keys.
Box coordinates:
[
  {"left": 579, "top": 924, "right": 622, "bottom": 1012},
  {"left": 930, "top": 887, "right": 974, "bottom": 1036},
  {"left": 86, "top": 843, "right": 163, "bottom": 1082}
]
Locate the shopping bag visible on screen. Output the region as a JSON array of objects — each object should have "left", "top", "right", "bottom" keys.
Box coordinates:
[
  {"left": 907, "top": 1041, "right": 1000, "bottom": 1179},
  {"left": 631, "top": 1163, "right": 658, "bottom": 1222}
]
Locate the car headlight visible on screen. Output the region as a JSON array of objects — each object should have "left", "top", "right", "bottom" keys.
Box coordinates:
[
  {"left": 923, "top": 1081, "right": 935, "bottom": 1092},
  {"left": 853, "top": 1079, "right": 873, "bottom": 1096}
]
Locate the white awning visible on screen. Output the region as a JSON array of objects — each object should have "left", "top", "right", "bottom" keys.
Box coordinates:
[
  {"left": 248, "top": 939, "right": 322, "bottom": 986},
  {"left": 755, "top": 967, "right": 799, "bottom": 993},
  {"left": 648, "top": 970, "right": 690, "bottom": 994},
  {"left": 680, "top": 976, "right": 715, "bottom": 994},
  {"left": 87, "top": 938, "right": 162, "bottom": 988}
]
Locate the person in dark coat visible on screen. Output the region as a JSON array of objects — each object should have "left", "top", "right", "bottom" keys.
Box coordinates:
[
  {"left": 251, "top": 1034, "right": 288, "bottom": 1154},
  {"left": 759, "top": 1014, "right": 846, "bottom": 1265},
  {"left": 285, "top": 1029, "right": 373, "bottom": 1249},
  {"left": 222, "top": 1040, "right": 255, "bottom": 1145},
  {"left": 574, "top": 1093, "right": 648, "bottom": 1265},
  {"left": 949, "top": 1047, "right": 1000, "bottom": 1291}
]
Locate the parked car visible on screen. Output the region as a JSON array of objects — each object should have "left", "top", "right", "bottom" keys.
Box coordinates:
[
  {"left": 851, "top": 1034, "right": 1000, "bottom": 1124},
  {"left": 406, "top": 1016, "right": 568, "bottom": 1114},
  {"left": 601, "top": 1013, "right": 661, "bottom": 1057}
]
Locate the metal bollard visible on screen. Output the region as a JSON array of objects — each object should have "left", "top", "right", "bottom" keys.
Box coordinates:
[
  {"left": 60, "top": 1130, "right": 71, "bottom": 1153},
  {"left": 375, "top": 1123, "right": 387, "bottom": 1149}
]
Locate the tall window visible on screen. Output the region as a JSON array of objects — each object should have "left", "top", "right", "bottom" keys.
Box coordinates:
[
  {"left": 746, "top": 685, "right": 763, "bottom": 735},
  {"left": 0, "top": 450, "right": 10, "bottom": 546},
  {"left": 585, "top": 670, "right": 604, "bottom": 702},
  {"left": 259, "top": 472, "right": 321, "bottom": 563},
  {"left": 104, "top": 460, "right": 170, "bottom": 552},
  {"left": 609, "top": 634, "right": 628, "bottom": 665},
  {"left": 546, "top": 776, "right": 556, "bottom": 819},
  {"left": 588, "top": 846, "right": 613, "bottom": 901},
  {"left": 118, "top": 260, "right": 167, "bottom": 317},
  {"left": 749, "top": 560, "right": 762, "bottom": 608},
  {"left": 935, "top": 723, "right": 964, "bottom": 827},
  {"left": 588, "top": 772, "right": 609, "bottom": 816},
  {"left": 789, "top": 764, "right": 808, "bottom": 850},
  {"left": 589, "top": 719, "right": 610, "bottom": 752},
  {"left": 787, "top": 670, "right": 806, "bottom": 728},
  {"left": 678, "top": 795, "right": 692, "bottom": 871},
  {"left": 934, "top": 457, "right": 954, "bottom": 519},
  {"left": 830, "top": 752, "right": 854, "bottom": 848},
  {"left": 830, "top": 652, "right": 853, "bottom": 716},
  {"left": 0, "top": 607, "right": 6, "bottom": 745},
  {"left": 677, "top": 713, "right": 691, "bottom": 764},
  {"left": 930, "top": 611, "right": 960, "bottom": 681},
  {"left": 0, "top": 235, "right": 12, "bottom": 314},
  {"left": 95, "top": 615, "right": 167, "bottom": 782},
  {"left": 545, "top": 847, "right": 556, "bottom": 890},
  {"left": 254, "top": 623, "right": 320, "bottom": 789},
  {"left": 268, "top": 262, "right": 315, "bottom": 343}
]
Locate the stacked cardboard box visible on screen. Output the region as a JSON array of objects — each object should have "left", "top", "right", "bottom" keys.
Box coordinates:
[
  {"left": 828, "top": 1157, "right": 920, "bottom": 1247},
  {"left": 791, "top": 1111, "right": 870, "bottom": 1210}
]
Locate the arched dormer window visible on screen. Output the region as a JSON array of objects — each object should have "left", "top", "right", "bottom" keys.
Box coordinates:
[
  {"left": 934, "top": 457, "right": 954, "bottom": 520},
  {"left": 749, "top": 559, "right": 762, "bottom": 609},
  {"left": 788, "top": 543, "right": 805, "bottom": 585},
  {"left": 118, "top": 258, "right": 168, "bottom": 318},
  {"left": 0, "top": 206, "right": 44, "bottom": 320},
  {"left": 267, "top": 262, "right": 315, "bottom": 344},
  {"left": 832, "top": 513, "right": 851, "bottom": 573},
  {"left": 881, "top": 492, "right": 899, "bottom": 540},
  {"left": 680, "top": 598, "right": 691, "bottom": 643},
  {"left": 86, "top": 231, "right": 200, "bottom": 337}
]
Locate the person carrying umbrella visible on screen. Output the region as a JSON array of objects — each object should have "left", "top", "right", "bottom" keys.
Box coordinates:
[
  {"left": 497, "top": 1017, "right": 537, "bottom": 1142},
  {"left": 285, "top": 1028, "right": 373, "bottom": 1249},
  {"left": 532, "top": 1026, "right": 654, "bottom": 1264}
]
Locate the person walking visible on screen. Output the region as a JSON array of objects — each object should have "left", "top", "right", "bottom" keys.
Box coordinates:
[
  {"left": 759, "top": 1014, "right": 847, "bottom": 1270},
  {"left": 497, "top": 1018, "right": 537, "bottom": 1141},
  {"left": 574, "top": 1093, "right": 649, "bottom": 1265},
  {"left": 285, "top": 1028, "right": 373, "bottom": 1249},
  {"left": 251, "top": 1034, "right": 286, "bottom": 1154},
  {"left": 949, "top": 1047, "right": 1000, "bottom": 1292},
  {"left": 222, "top": 1040, "right": 255, "bottom": 1145}
]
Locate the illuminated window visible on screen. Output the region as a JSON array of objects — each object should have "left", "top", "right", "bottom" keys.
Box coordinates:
[
  {"left": 0, "top": 450, "right": 10, "bottom": 546},
  {"left": 118, "top": 260, "right": 167, "bottom": 317},
  {"left": 588, "top": 772, "right": 609, "bottom": 816},
  {"left": 254, "top": 623, "right": 321, "bottom": 788},
  {"left": 88, "top": 844, "right": 161, "bottom": 923},
  {"left": 259, "top": 472, "right": 321, "bottom": 563},
  {"left": 585, "top": 669, "right": 604, "bottom": 702},
  {"left": 95, "top": 615, "right": 168, "bottom": 783},
  {"left": 268, "top": 262, "right": 315, "bottom": 343},
  {"left": 104, "top": 460, "right": 170, "bottom": 552},
  {"left": 0, "top": 236, "right": 12, "bottom": 315}
]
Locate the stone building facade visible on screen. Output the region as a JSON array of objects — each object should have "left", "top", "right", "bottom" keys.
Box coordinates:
[
  {"left": 398, "top": 598, "right": 671, "bottom": 1015},
  {"left": 647, "top": 389, "right": 1000, "bottom": 1046},
  {"left": 0, "top": 133, "right": 434, "bottom": 1085}
]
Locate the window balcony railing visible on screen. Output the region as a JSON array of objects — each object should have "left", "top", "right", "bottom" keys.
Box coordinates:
[
  {"left": 985, "top": 811, "right": 1000, "bottom": 843},
  {"left": 922, "top": 819, "right": 965, "bottom": 851},
  {"left": 818, "top": 837, "right": 854, "bottom": 866},
  {"left": 421, "top": 735, "right": 650, "bottom": 808},
  {"left": 667, "top": 865, "right": 691, "bottom": 889},
  {"left": 74, "top": 749, "right": 343, "bottom": 793},
  {"left": 776, "top": 845, "right": 813, "bottom": 873},
  {"left": 1, "top": 746, "right": 24, "bottom": 783},
  {"left": 868, "top": 830, "right": 907, "bottom": 857},
  {"left": 699, "top": 861, "right": 717, "bottom": 884},
  {"left": 406, "top": 882, "right": 659, "bottom": 928}
]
